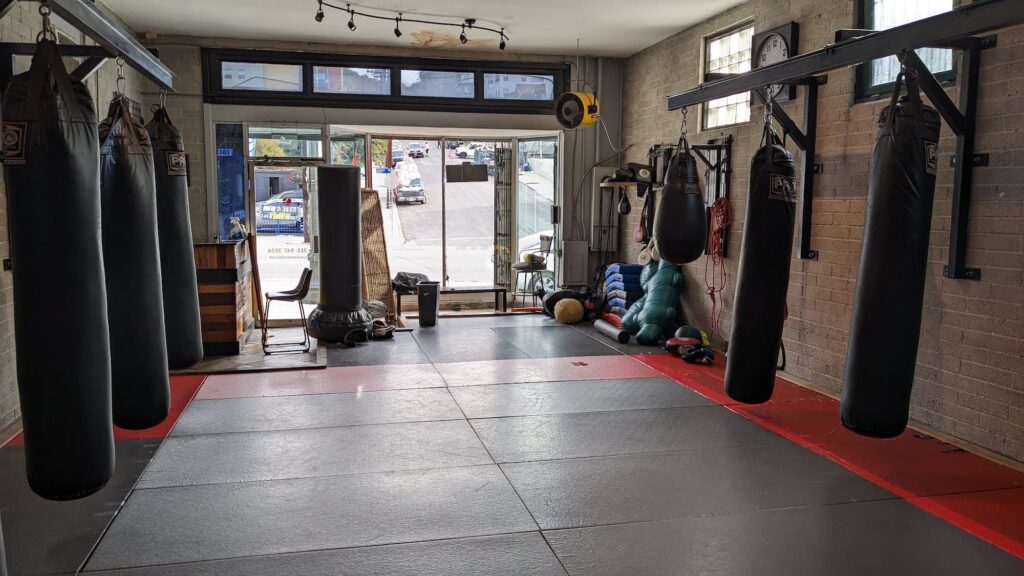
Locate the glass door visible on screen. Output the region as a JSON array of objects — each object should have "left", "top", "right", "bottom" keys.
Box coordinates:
[
  {"left": 517, "top": 137, "right": 558, "bottom": 294},
  {"left": 443, "top": 139, "right": 509, "bottom": 287},
  {"left": 373, "top": 136, "right": 444, "bottom": 286}
]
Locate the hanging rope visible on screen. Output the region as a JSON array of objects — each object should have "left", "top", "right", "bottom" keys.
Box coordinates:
[{"left": 704, "top": 196, "right": 732, "bottom": 341}]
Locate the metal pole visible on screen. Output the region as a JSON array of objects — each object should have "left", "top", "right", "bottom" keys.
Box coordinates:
[{"left": 799, "top": 80, "right": 820, "bottom": 260}]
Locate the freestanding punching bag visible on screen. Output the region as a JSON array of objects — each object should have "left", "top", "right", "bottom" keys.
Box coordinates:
[
  {"left": 307, "top": 166, "right": 373, "bottom": 342},
  {"left": 100, "top": 95, "right": 170, "bottom": 429},
  {"left": 842, "top": 72, "right": 941, "bottom": 438},
  {"left": 653, "top": 139, "right": 707, "bottom": 264},
  {"left": 1, "top": 38, "right": 114, "bottom": 499},
  {"left": 725, "top": 121, "right": 797, "bottom": 404},
  {"left": 147, "top": 105, "right": 203, "bottom": 369}
]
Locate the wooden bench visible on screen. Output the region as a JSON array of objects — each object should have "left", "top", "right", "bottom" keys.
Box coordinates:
[{"left": 395, "top": 284, "right": 508, "bottom": 313}]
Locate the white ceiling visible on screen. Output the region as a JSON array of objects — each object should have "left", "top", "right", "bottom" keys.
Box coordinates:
[{"left": 105, "top": 0, "right": 744, "bottom": 57}]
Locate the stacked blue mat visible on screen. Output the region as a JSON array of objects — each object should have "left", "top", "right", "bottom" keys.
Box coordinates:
[{"left": 604, "top": 263, "right": 644, "bottom": 317}]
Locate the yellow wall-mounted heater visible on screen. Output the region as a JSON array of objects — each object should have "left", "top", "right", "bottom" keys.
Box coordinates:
[{"left": 555, "top": 91, "right": 600, "bottom": 129}]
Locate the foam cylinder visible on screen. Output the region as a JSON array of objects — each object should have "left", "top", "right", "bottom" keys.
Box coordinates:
[{"left": 595, "top": 319, "right": 630, "bottom": 344}]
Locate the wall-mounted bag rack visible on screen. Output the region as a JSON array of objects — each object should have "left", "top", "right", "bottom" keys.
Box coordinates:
[
  {"left": 0, "top": 0, "right": 174, "bottom": 92},
  {"left": 666, "top": 0, "right": 1024, "bottom": 280}
]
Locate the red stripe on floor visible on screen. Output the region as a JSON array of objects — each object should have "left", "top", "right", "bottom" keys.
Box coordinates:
[
  {"left": 436, "top": 355, "right": 663, "bottom": 387},
  {"left": 636, "top": 353, "right": 1024, "bottom": 559},
  {"left": 4, "top": 374, "right": 206, "bottom": 447},
  {"left": 196, "top": 364, "right": 447, "bottom": 399}
]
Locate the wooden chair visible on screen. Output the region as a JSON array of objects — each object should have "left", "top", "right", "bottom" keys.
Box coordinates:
[{"left": 511, "top": 235, "right": 552, "bottom": 308}]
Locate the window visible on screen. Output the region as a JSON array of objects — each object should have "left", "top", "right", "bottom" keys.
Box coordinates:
[
  {"left": 859, "top": 0, "right": 955, "bottom": 97},
  {"left": 483, "top": 73, "right": 555, "bottom": 101},
  {"left": 221, "top": 62, "right": 303, "bottom": 92},
  {"left": 703, "top": 24, "right": 754, "bottom": 129},
  {"left": 247, "top": 126, "right": 323, "bottom": 158},
  {"left": 313, "top": 66, "right": 391, "bottom": 95},
  {"left": 400, "top": 70, "right": 475, "bottom": 98}
]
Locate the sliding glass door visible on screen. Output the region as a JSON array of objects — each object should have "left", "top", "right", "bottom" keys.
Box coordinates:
[{"left": 516, "top": 137, "right": 558, "bottom": 293}]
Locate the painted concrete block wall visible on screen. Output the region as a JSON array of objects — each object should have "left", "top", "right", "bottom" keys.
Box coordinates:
[
  {"left": 619, "top": 1, "right": 1024, "bottom": 460},
  {"left": 0, "top": 2, "right": 145, "bottom": 433}
]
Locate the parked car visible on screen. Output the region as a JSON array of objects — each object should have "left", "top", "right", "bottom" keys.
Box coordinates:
[
  {"left": 256, "top": 189, "right": 304, "bottom": 233},
  {"left": 393, "top": 176, "right": 426, "bottom": 204},
  {"left": 391, "top": 149, "right": 404, "bottom": 166},
  {"left": 407, "top": 142, "right": 427, "bottom": 158}
]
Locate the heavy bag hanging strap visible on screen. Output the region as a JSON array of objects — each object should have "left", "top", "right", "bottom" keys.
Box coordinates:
[{"left": 24, "top": 36, "right": 84, "bottom": 122}]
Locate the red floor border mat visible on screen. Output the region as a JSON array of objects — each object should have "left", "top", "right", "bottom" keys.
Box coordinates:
[
  {"left": 636, "top": 354, "right": 1024, "bottom": 559},
  {"left": 5, "top": 374, "right": 206, "bottom": 447}
]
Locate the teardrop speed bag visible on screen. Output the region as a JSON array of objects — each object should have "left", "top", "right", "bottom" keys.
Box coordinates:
[
  {"left": 2, "top": 39, "right": 114, "bottom": 499},
  {"left": 147, "top": 106, "right": 203, "bottom": 369},
  {"left": 653, "top": 145, "right": 707, "bottom": 264},
  {"left": 842, "top": 73, "right": 941, "bottom": 438},
  {"left": 725, "top": 126, "right": 797, "bottom": 404},
  {"left": 100, "top": 96, "right": 170, "bottom": 429}
]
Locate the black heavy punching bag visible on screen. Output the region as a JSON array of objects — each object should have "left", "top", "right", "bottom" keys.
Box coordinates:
[
  {"left": 725, "top": 121, "right": 797, "bottom": 404},
  {"left": 2, "top": 39, "right": 114, "bottom": 499},
  {"left": 653, "top": 140, "right": 707, "bottom": 264},
  {"left": 307, "top": 166, "right": 373, "bottom": 342},
  {"left": 100, "top": 96, "right": 170, "bottom": 429},
  {"left": 842, "top": 72, "right": 941, "bottom": 438},
  {"left": 147, "top": 106, "right": 203, "bottom": 369}
]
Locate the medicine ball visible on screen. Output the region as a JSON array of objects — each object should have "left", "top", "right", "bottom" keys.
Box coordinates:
[
  {"left": 542, "top": 289, "right": 577, "bottom": 317},
  {"left": 554, "top": 299, "right": 585, "bottom": 324}
]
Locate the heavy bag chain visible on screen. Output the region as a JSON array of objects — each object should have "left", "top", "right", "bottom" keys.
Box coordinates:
[
  {"left": 115, "top": 56, "right": 127, "bottom": 96},
  {"left": 36, "top": 4, "right": 57, "bottom": 42},
  {"left": 677, "top": 107, "right": 690, "bottom": 152}
]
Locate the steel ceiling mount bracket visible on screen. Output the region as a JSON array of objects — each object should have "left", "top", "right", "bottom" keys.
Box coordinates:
[
  {"left": 0, "top": 0, "right": 174, "bottom": 90},
  {"left": 666, "top": 0, "right": 1024, "bottom": 280}
]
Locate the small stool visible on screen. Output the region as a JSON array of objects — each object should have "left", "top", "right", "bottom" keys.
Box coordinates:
[
  {"left": 262, "top": 268, "right": 313, "bottom": 354},
  {"left": 511, "top": 234, "right": 552, "bottom": 308}
]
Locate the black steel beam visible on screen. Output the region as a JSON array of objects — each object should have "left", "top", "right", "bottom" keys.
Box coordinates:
[
  {"left": 946, "top": 43, "right": 983, "bottom": 281},
  {"left": 0, "top": 0, "right": 16, "bottom": 21},
  {"left": 901, "top": 49, "right": 967, "bottom": 136},
  {"left": 668, "top": 0, "right": 1024, "bottom": 110},
  {"left": 71, "top": 55, "right": 106, "bottom": 81},
  {"left": 834, "top": 28, "right": 991, "bottom": 50},
  {"left": 3, "top": 42, "right": 108, "bottom": 57},
  {"left": 44, "top": 0, "right": 174, "bottom": 89},
  {"left": 798, "top": 79, "right": 819, "bottom": 260}
]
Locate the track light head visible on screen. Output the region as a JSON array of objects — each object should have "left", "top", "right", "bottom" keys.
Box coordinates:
[
  {"left": 460, "top": 25, "right": 467, "bottom": 44},
  {"left": 499, "top": 30, "right": 506, "bottom": 50},
  {"left": 315, "top": 7, "right": 324, "bottom": 22},
  {"left": 348, "top": 16, "right": 356, "bottom": 30},
  {"left": 394, "top": 16, "right": 402, "bottom": 38}
]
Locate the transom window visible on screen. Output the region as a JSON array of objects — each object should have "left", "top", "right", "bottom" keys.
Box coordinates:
[
  {"left": 703, "top": 24, "right": 754, "bottom": 130},
  {"left": 203, "top": 49, "right": 569, "bottom": 114},
  {"left": 859, "top": 0, "right": 955, "bottom": 97}
]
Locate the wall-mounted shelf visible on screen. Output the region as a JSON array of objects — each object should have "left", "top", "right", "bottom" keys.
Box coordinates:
[{"left": 666, "top": 0, "right": 1024, "bottom": 279}]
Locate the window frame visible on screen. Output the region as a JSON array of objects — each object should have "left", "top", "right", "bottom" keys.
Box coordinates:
[
  {"left": 701, "top": 21, "right": 755, "bottom": 131},
  {"left": 202, "top": 48, "right": 570, "bottom": 114},
  {"left": 855, "top": 0, "right": 958, "bottom": 100}
]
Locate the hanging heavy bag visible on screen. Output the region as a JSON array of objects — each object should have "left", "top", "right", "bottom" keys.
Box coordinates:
[
  {"left": 147, "top": 105, "right": 203, "bottom": 369},
  {"left": 842, "top": 70, "right": 941, "bottom": 438},
  {"left": 653, "top": 136, "right": 707, "bottom": 264},
  {"left": 100, "top": 95, "right": 171, "bottom": 429},
  {"left": 2, "top": 37, "right": 114, "bottom": 499},
  {"left": 725, "top": 116, "right": 797, "bottom": 404}
]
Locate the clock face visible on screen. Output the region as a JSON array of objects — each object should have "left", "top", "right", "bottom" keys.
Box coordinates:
[{"left": 758, "top": 32, "right": 789, "bottom": 98}]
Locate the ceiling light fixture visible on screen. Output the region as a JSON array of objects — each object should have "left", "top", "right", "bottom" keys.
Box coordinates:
[{"left": 313, "top": 2, "right": 509, "bottom": 50}]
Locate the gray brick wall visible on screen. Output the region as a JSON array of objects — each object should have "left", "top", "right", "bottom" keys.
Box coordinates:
[
  {"left": 0, "top": 2, "right": 145, "bottom": 434},
  {"left": 620, "top": 1, "right": 1024, "bottom": 460}
]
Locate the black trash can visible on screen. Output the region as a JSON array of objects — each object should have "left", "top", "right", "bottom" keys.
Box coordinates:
[{"left": 417, "top": 281, "right": 440, "bottom": 327}]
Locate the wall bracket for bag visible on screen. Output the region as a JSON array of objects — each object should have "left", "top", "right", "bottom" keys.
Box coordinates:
[
  {"left": 0, "top": 0, "right": 174, "bottom": 90},
  {"left": 667, "top": 0, "right": 1024, "bottom": 279}
]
